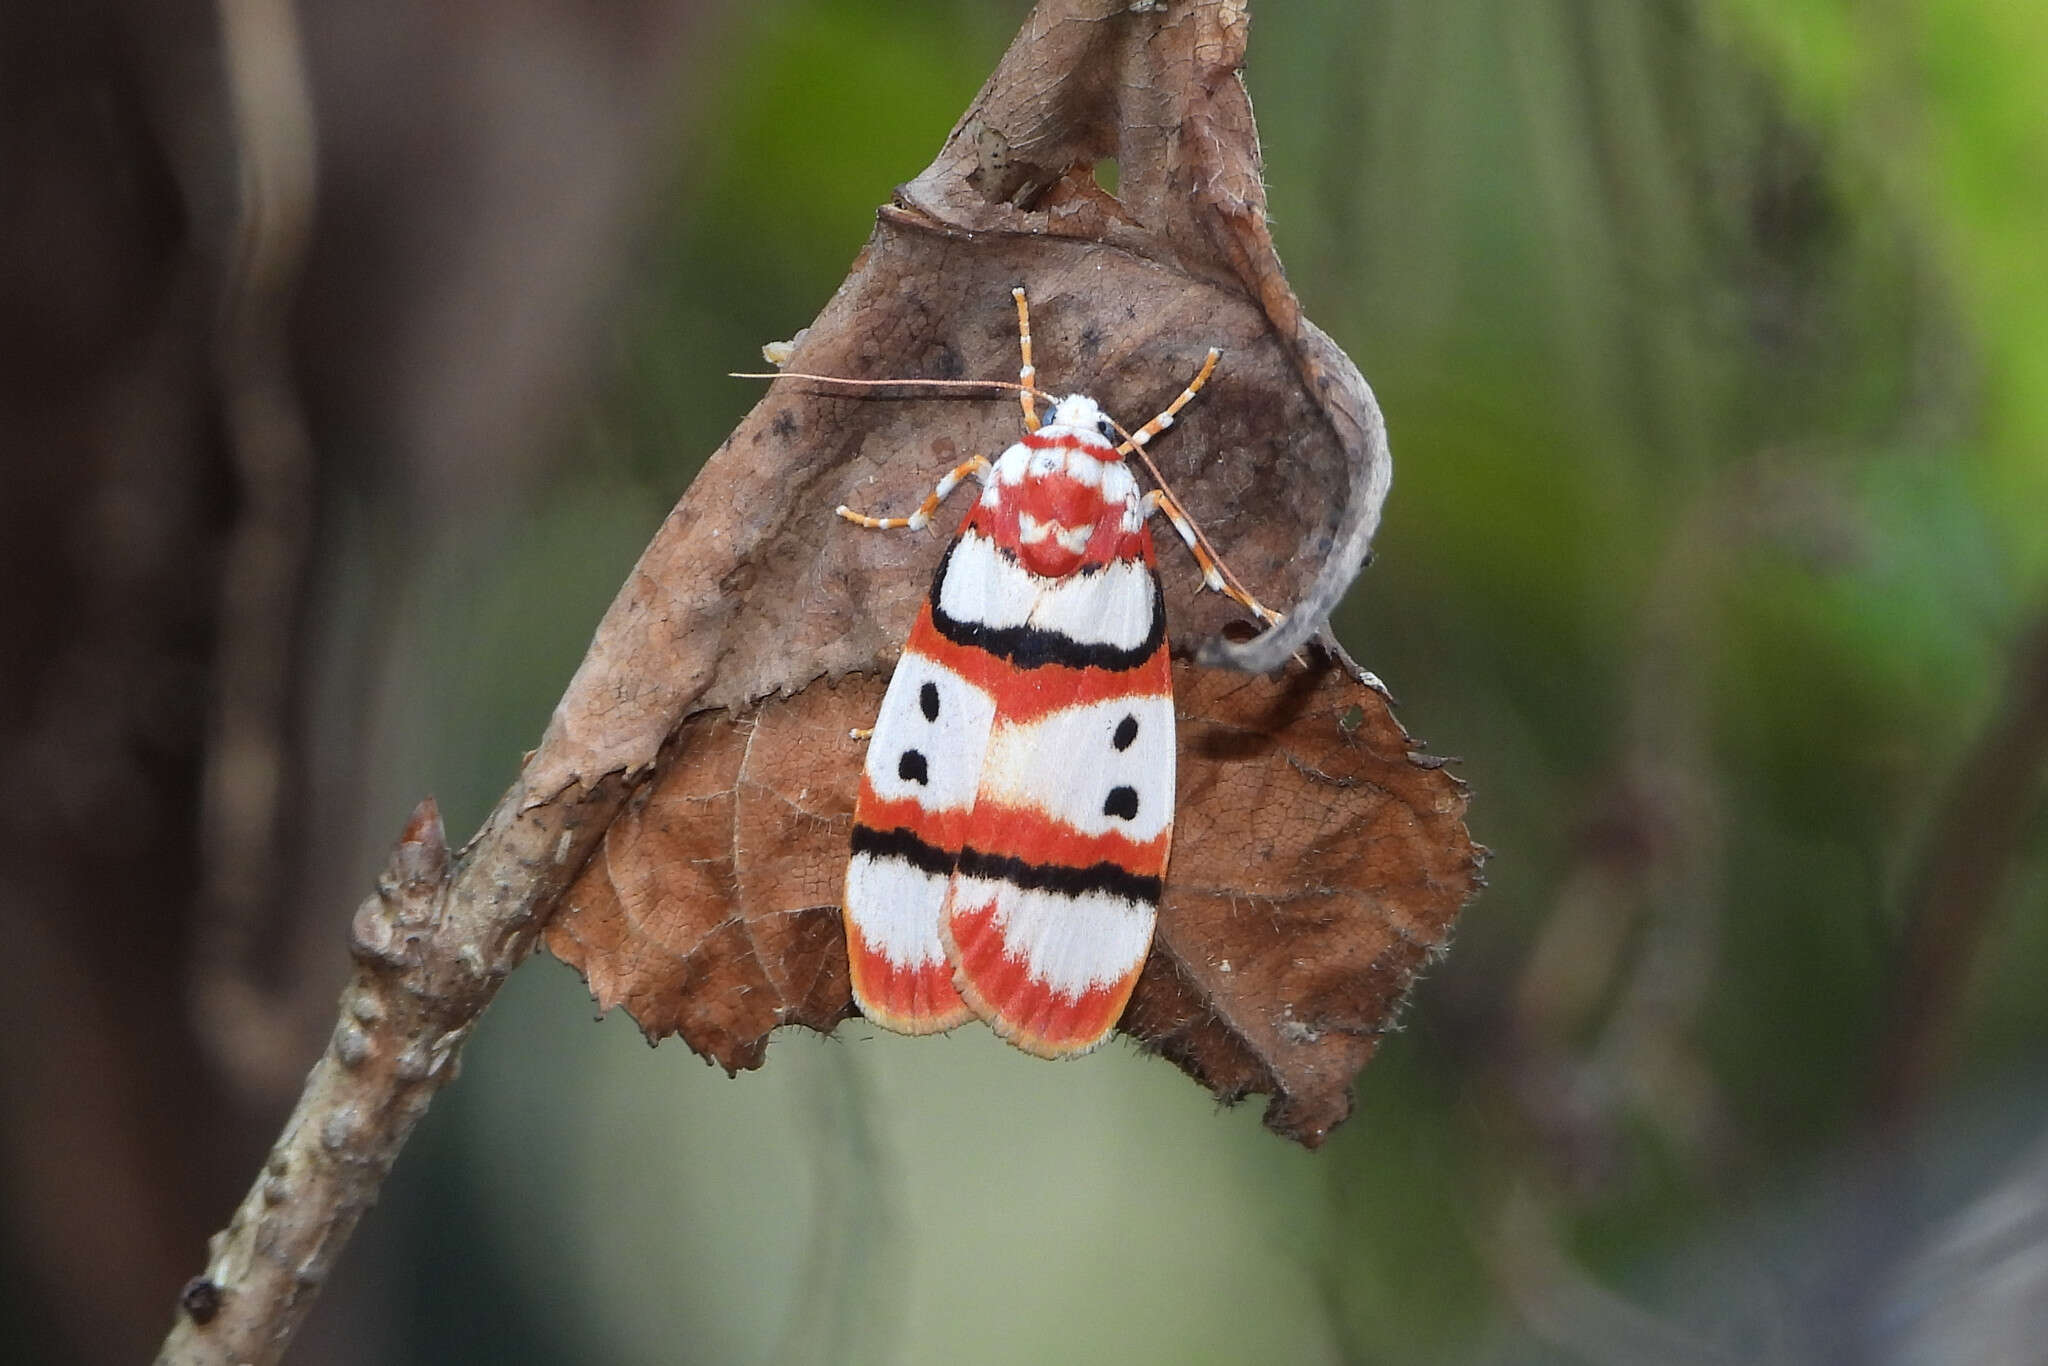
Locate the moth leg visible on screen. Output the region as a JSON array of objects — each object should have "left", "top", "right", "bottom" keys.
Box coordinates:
[
  {"left": 1011, "top": 287, "right": 1040, "bottom": 432},
  {"left": 1142, "top": 487, "right": 1283, "bottom": 627},
  {"left": 1117, "top": 348, "right": 1220, "bottom": 456},
  {"left": 836, "top": 455, "right": 992, "bottom": 531}
]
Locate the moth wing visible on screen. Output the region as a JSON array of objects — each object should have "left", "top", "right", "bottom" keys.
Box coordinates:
[
  {"left": 941, "top": 574, "right": 1175, "bottom": 1059},
  {"left": 843, "top": 610, "right": 996, "bottom": 1034}
]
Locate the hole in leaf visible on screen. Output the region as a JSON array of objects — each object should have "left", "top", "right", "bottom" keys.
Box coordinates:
[{"left": 1093, "top": 157, "right": 1120, "bottom": 196}]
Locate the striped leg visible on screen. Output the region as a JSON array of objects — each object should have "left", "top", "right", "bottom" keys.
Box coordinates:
[
  {"left": 1143, "top": 487, "right": 1283, "bottom": 626},
  {"left": 837, "top": 455, "right": 991, "bottom": 531},
  {"left": 1011, "top": 287, "right": 1040, "bottom": 431},
  {"left": 1116, "top": 348, "right": 1221, "bottom": 456}
]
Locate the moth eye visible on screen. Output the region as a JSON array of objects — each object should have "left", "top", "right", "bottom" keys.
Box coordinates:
[{"left": 1097, "top": 418, "right": 1119, "bottom": 443}]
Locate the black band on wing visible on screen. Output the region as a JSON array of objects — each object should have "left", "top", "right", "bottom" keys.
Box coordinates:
[
  {"left": 956, "top": 846, "right": 1163, "bottom": 906},
  {"left": 849, "top": 825, "right": 1164, "bottom": 906},
  {"left": 849, "top": 823, "right": 958, "bottom": 878},
  {"left": 928, "top": 536, "right": 1166, "bottom": 672}
]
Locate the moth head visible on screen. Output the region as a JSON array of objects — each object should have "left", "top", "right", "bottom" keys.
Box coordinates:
[{"left": 1041, "top": 394, "right": 1124, "bottom": 455}]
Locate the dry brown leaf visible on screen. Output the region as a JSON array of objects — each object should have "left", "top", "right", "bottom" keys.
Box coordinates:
[
  {"left": 1127, "top": 666, "right": 1479, "bottom": 1144},
  {"left": 548, "top": 682, "right": 868, "bottom": 1068},
  {"left": 537, "top": 0, "right": 1479, "bottom": 1147},
  {"left": 548, "top": 660, "right": 1479, "bottom": 1146},
  {"left": 524, "top": 0, "right": 1389, "bottom": 804}
]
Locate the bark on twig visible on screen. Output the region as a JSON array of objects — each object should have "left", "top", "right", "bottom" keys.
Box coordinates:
[{"left": 156, "top": 789, "right": 621, "bottom": 1365}]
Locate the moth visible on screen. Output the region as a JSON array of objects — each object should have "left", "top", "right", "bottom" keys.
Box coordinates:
[{"left": 830, "top": 289, "right": 1279, "bottom": 1058}]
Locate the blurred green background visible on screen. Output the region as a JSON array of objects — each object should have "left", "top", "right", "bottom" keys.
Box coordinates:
[
  {"left": 352, "top": 2, "right": 2046, "bottom": 1361},
  {"left": 8, "top": 0, "right": 2045, "bottom": 1362}
]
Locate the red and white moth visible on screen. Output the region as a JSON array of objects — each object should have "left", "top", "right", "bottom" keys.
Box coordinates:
[{"left": 835, "top": 289, "right": 1278, "bottom": 1059}]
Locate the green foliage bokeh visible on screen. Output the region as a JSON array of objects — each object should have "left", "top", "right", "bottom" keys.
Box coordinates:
[{"left": 374, "top": 2, "right": 2048, "bottom": 1362}]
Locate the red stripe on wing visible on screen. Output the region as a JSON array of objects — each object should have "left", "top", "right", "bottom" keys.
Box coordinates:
[
  {"left": 902, "top": 603, "right": 1171, "bottom": 724},
  {"left": 845, "top": 918, "right": 974, "bottom": 1035},
  {"left": 943, "top": 899, "right": 1141, "bottom": 1058},
  {"left": 956, "top": 799, "right": 1169, "bottom": 877},
  {"left": 854, "top": 783, "right": 973, "bottom": 851}
]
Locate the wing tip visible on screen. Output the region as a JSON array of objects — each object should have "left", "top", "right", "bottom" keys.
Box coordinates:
[
  {"left": 941, "top": 903, "right": 1144, "bottom": 1060},
  {"left": 855, "top": 998, "right": 978, "bottom": 1036},
  {"left": 846, "top": 919, "right": 976, "bottom": 1036}
]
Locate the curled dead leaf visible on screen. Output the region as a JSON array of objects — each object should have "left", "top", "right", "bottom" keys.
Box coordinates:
[
  {"left": 525, "top": 0, "right": 1390, "bottom": 805},
  {"left": 535, "top": 0, "right": 1476, "bottom": 1148},
  {"left": 547, "top": 659, "right": 1479, "bottom": 1146}
]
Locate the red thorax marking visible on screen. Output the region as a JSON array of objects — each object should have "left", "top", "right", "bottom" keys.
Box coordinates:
[
  {"left": 967, "top": 480, "right": 1147, "bottom": 578},
  {"left": 1021, "top": 429, "right": 1125, "bottom": 461}
]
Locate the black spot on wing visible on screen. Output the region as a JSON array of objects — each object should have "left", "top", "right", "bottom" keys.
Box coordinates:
[
  {"left": 898, "top": 750, "right": 929, "bottom": 785},
  {"left": 1103, "top": 786, "right": 1139, "bottom": 821},
  {"left": 919, "top": 680, "right": 939, "bottom": 721},
  {"left": 1112, "top": 715, "right": 1138, "bottom": 750}
]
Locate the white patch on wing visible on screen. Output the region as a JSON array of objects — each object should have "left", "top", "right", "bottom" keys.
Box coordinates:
[
  {"left": 1026, "top": 559, "right": 1157, "bottom": 651},
  {"left": 979, "top": 692, "right": 1176, "bottom": 843},
  {"left": 949, "top": 876, "right": 1155, "bottom": 995},
  {"left": 862, "top": 651, "right": 997, "bottom": 813},
  {"left": 937, "top": 532, "right": 1039, "bottom": 632},
  {"left": 846, "top": 853, "right": 950, "bottom": 967},
  {"left": 940, "top": 533, "right": 1159, "bottom": 651}
]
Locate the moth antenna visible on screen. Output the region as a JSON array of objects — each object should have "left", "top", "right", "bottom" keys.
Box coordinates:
[{"left": 730, "top": 371, "right": 1059, "bottom": 406}]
